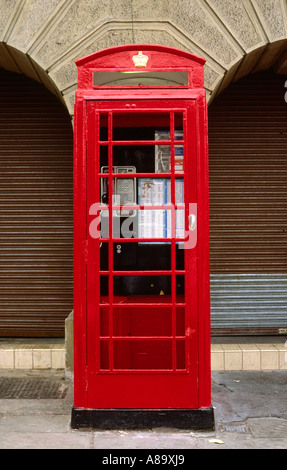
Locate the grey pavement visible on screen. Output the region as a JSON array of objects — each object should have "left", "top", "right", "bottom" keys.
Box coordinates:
[{"left": 0, "top": 369, "right": 286, "bottom": 449}]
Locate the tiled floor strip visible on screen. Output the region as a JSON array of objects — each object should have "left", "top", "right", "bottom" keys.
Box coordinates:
[
  {"left": 0, "top": 339, "right": 65, "bottom": 369},
  {"left": 211, "top": 341, "right": 287, "bottom": 371},
  {"left": 0, "top": 337, "right": 286, "bottom": 370}
]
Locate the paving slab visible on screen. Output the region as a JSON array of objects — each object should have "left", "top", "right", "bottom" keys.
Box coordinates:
[
  {"left": 247, "top": 417, "right": 287, "bottom": 439},
  {"left": 0, "top": 415, "right": 71, "bottom": 433},
  {"left": 0, "top": 432, "right": 93, "bottom": 449},
  {"left": 93, "top": 430, "right": 200, "bottom": 449}
]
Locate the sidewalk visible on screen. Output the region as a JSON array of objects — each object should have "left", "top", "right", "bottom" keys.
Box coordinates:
[{"left": 0, "top": 369, "right": 286, "bottom": 449}]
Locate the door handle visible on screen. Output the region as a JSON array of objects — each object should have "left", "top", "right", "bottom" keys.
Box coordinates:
[{"left": 188, "top": 214, "right": 196, "bottom": 231}]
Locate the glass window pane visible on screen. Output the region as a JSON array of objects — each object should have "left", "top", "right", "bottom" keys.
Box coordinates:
[
  {"left": 99, "top": 113, "right": 108, "bottom": 141},
  {"left": 166, "top": 178, "right": 184, "bottom": 204},
  {"left": 113, "top": 145, "right": 155, "bottom": 173},
  {"left": 155, "top": 128, "right": 184, "bottom": 174},
  {"left": 176, "top": 340, "right": 186, "bottom": 369},
  {"left": 138, "top": 178, "right": 168, "bottom": 204},
  {"left": 112, "top": 306, "right": 172, "bottom": 337},
  {"left": 155, "top": 143, "right": 170, "bottom": 173},
  {"left": 166, "top": 210, "right": 185, "bottom": 239},
  {"left": 100, "top": 340, "right": 109, "bottom": 370},
  {"left": 138, "top": 209, "right": 167, "bottom": 239},
  {"left": 106, "top": 208, "right": 185, "bottom": 240},
  {"left": 112, "top": 112, "right": 170, "bottom": 140},
  {"left": 176, "top": 244, "right": 185, "bottom": 270},
  {"left": 113, "top": 340, "right": 172, "bottom": 370},
  {"left": 100, "top": 146, "right": 108, "bottom": 168},
  {"left": 176, "top": 307, "right": 185, "bottom": 336},
  {"left": 93, "top": 71, "right": 189, "bottom": 87},
  {"left": 113, "top": 274, "right": 171, "bottom": 296},
  {"left": 100, "top": 275, "right": 109, "bottom": 297},
  {"left": 176, "top": 275, "right": 185, "bottom": 296},
  {"left": 100, "top": 175, "right": 109, "bottom": 204},
  {"left": 175, "top": 144, "right": 184, "bottom": 173},
  {"left": 100, "top": 242, "right": 109, "bottom": 270},
  {"left": 112, "top": 211, "right": 137, "bottom": 238},
  {"left": 100, "top": 307, "right": 109, "bottom": 336},
  {"left": 100, "top": 209, "right": 109, "bottom": 238},
  {"left": 113, "top": 243, "right": 171, "bottom": 271},
  {"left": 174, "top": 112, "right": 184, "bottom": 130}
]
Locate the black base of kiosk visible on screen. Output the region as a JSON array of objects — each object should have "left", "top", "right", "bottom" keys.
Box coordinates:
[{"left": 71, "top": 406, "right": 215, "bottom": 430}]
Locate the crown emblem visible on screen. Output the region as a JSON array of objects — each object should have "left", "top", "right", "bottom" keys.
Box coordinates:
[{"left": 132, "top": 51, "right": 149, "bottom": 67}]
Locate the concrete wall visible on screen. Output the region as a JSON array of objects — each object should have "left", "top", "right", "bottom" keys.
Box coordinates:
[{"left": 0, "top": 0, "right": 286, "bottom": 114}]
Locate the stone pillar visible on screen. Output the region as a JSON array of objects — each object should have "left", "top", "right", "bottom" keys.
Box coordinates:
[{"left": 65, "top": 310, "right": 74, "bottom": 377}]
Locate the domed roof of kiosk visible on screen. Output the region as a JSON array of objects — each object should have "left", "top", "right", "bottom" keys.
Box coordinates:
[{"left": 76, "top": 44, "right": 206, "bottom": 68}]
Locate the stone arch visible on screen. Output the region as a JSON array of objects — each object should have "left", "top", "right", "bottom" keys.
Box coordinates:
[
  {"left": 0, "top": 42, "right": 65, "bottom": 108},
  {"left": 0, "top": 1, "right": 286, "bottom": 113}
]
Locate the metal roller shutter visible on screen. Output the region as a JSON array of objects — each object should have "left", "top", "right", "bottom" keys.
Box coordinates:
[
  {"left": 208, "top": 70, "right": 287, "bottom": 334},
  {"left": 0, "top": 69, "right": 73, "bottom": 337}
]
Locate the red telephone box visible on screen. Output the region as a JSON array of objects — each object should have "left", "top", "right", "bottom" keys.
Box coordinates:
[{"left": 72, "top": 44, "right": 214, "bottom": 429}]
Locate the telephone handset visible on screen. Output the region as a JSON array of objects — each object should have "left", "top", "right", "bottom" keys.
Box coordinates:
[{"left": 101, "top": 166, "right": 136, "bottom": 216}]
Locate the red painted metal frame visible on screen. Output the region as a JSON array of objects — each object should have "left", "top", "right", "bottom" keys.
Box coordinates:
[
  {"left": 73, "top": 44, "right": 211, "bottom": 411},
  {"left": 86, "top": 100, "right": 197, "bottom": 408}
]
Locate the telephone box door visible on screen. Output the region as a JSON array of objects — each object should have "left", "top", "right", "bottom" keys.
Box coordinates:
[{"left": 86, "top": 99, "right": 199, "bottom": 409}]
